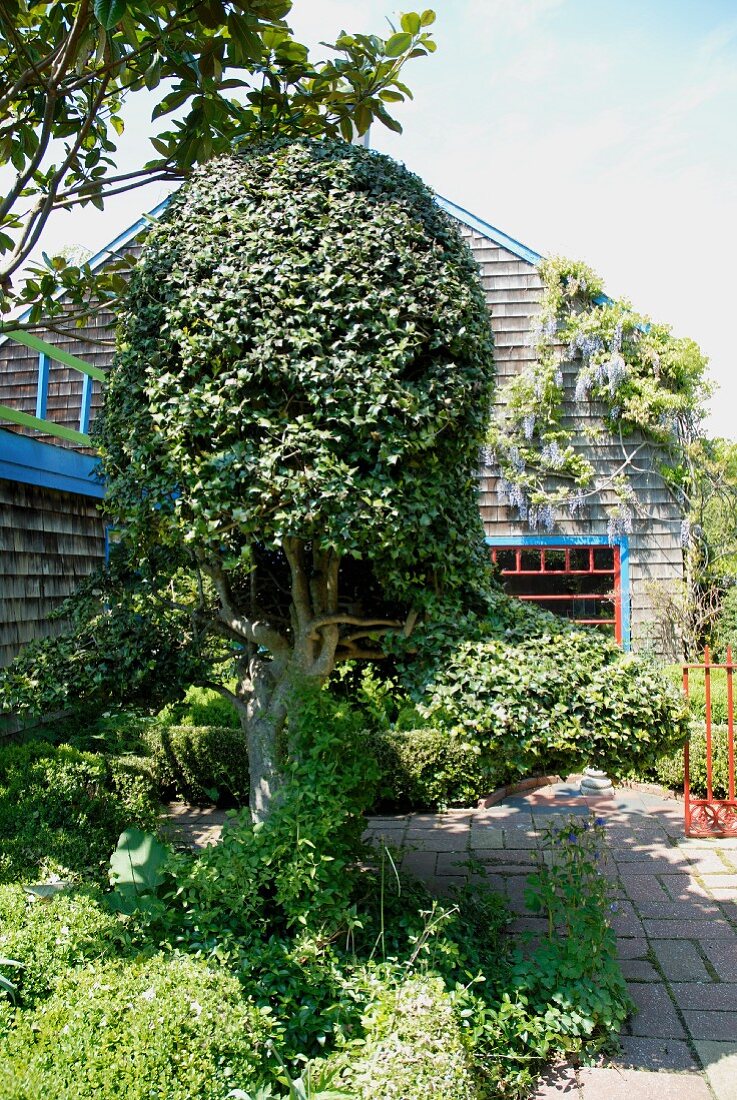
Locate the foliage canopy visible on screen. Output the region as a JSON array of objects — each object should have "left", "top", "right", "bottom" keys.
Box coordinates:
[{"left": 0, "top": 1, "right": 435, "bottom": 330}]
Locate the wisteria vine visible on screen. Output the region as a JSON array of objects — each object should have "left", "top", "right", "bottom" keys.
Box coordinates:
[{"left": 485, "top": 256, "right": 709, "bottom": 538}]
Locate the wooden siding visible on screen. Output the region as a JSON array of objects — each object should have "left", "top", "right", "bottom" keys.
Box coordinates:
[
  {"left": 0, "top": 241, "right": 143, "bottom": 449},
  {"left": 0, "top": 479, "right": 105, "bottom": 667},
  {"left": 461, "top": 225, "right": 684, "bottom": 657}
]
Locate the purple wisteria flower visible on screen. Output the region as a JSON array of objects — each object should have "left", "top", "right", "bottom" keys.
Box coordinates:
[
  {"left": 568, "top": 491, "right": 586, "bottom": 518},
  {"left": 607, "top": 504, "right": 633, "bottom": 543},
  {"left": 574, "top": 373, "right": 591, "bottom": 403},
  {"left": 541, "top": 441, "right": 565, "bottom": 469},
  {"left": 522, "top": 414, "right": 536, "bottom": 441},
  {"left": 611, "top": 321, "right": 623, "bottom": 354},
  {"left": 680, "top": 518, "right": 691, "bottom": 548}
]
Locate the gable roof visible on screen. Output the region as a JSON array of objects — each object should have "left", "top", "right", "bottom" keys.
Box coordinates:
[
  {"left": 12, "top": 189, "right": 544, "bottom": 330},
  {"left": 435, "top": 196, "right": 543, "bottom": 266}
]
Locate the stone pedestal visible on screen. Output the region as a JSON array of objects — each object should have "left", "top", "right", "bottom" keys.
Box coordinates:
[{"left": 580, "top": 767, "right": 613, "bottom": 794}]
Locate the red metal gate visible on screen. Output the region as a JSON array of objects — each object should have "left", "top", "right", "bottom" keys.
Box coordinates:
[{"left": 684, "top": 646, "right": 737, "bottom": 837}]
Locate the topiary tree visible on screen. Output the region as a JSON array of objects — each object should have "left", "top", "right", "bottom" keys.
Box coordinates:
[{"left": 96, "top": 139, "right": 495, "bottom": 819}]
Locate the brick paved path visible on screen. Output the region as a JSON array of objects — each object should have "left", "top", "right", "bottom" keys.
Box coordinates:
[
  {"left": 166, "top": 783, "right": 737, "bottom": 1099},
  {"left": 364, "top": 781, "right": 737, "bottom": 1100}
]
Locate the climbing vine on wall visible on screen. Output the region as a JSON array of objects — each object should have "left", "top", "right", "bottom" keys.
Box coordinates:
[{"left": 485, "top": 256, "right": 709, "bottom": 538}]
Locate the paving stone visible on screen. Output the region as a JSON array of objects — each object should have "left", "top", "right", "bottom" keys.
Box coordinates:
[
  {"left": 616, "top": 936, "right": 650, "bottom": 959},
  {"left": 714, "top": 890, "right": 737, "bottom": 903},
  {"left": 702, "top": 874, "right": 737, "bottom": 891},
  {"left": 687, "top": 853, "right": 736, "bottom": 875},
  {"left": 609, "top": 900, "right": 645, "bottom": 935},
  {"left": 659, "top": 874, "right": 714, "bottom": 901},
  {"left": 619, "top": 875, "right": 671, "bottom": 903},
  {"left": 576, "top": 1066, "right": 711, "bottom": 1099},
  {"left": 502, "top": 827, "right": 540, "bottom": 848},
  {"left": 530, "top": 1061, "right": 581, "bottom": 1098},
  {"left": 626, "top": 983, "right": 687, "bottom": 1039},
  {"left": 473, "top": 807, "right": 535, "bottom": 825},
  {"left": 682, "top": 1010, "right": 737, "bottom": 1041},
  {"left": 468, "top": 826, "right": 504, "bottom": 848},
  {"left": 509, "top": 916, "right": 550, "bottom": 935},
  {"left": 432, "top": 874, "right": 465, "bottom": 896},
  {"left": 435, "top": 852, "right": 471, "bottom": 876},
  {"left": 612, "top": 1034, "right": 700, "bottom": 1071},
  {"left": 670, "top": 983, "right": 737, "bottom": 1011},
  {"left": 702, "top": 940, "right": 737, "bottom": 981},
  {"left": 612, "top": 847, "right": 690, "bottom": 866},
  {"left": 400, "top": 851, "right": 437, "bottom": 877},
  {"left": 479, "top": 862, "right": 534, "bottom": 875},
  {"left": 650, "top": 940, "right": 711, "bottom": 981},
  {"left": 634, "top": 900, "right": 722, "bottom": 919},
  {"left": 643, "top": 918, "right": 736, "bottom": 939},
  {"left": 693, "top": 1040, "right": 737, "bottom": 1100},
  {"left": 402, "top": 832, "right": 470, "bottom": 852},
  {"left": 618, "top": 959, "right": 661, "bottom": 982},
  {"left": 611, "top": 860, "right": 697, "bottom": 876}
]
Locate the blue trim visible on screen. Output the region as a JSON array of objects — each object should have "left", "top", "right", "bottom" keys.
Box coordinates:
[
  {"left": 485, "top": 534, "right": 631, "bottom": 650},
  {"left": 79, "top": 373, "right": 93, "bottom": 434},
  {"left": 436, "top": 196, "right": 544, "bottom": 266},
  {"left": 35, "top": 352, "right": 50, "bottom": 419},
  {"left": 83, "top": 196, "right": 171, "bottom": 274},
  {"left": 0, "top": 428, "right": 104, "bottom": 498}
]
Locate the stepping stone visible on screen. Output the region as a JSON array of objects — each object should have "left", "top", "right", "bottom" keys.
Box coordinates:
[{"left": 693, "top": 1040, "right": 737, "bottom": 1100}]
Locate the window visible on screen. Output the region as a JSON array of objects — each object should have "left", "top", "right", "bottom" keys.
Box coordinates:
[{"left": 489, "top": 543, "right": 622, "bottom": 643}]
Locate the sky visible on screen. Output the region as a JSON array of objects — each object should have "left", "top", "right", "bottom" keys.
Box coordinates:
[{"left": 19, "top": 0, "right": 737, "bottom": 438}]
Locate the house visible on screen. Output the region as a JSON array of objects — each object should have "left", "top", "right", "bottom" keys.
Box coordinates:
[{"left": 0, "top": 195, "right": 685, "bottom": 668}]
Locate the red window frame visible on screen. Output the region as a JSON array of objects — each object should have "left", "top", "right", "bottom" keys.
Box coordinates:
[{"left": 489, "top": 544, "right": 622, "bottom": 643}]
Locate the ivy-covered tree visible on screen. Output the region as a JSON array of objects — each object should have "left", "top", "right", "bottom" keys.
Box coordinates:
[
  {"left": 94, "top": 140, "right": 495, "bottom": 818},
  {"left": 0, "top": 2, "right": 435, "bottom": 332}
]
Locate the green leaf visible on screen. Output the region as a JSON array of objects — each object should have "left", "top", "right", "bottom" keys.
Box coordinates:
[
  {"left": 384, "top": 32, "right": 413, "bottom": 57},
  {"left": 400, "top": 12, "right": 421, "bottom": 34},
  {"left": 421, "top": 9, "right": 437, "bottom": 26},
  {"left": 109, "top": 827, "right": 169, "bottom": 897},
  {"left": 93, "top": 0, "right": 128, "bottom": 30}
]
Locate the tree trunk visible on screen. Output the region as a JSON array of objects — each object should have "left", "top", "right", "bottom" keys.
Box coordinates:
[{"left": 238, "top": 655, "right": 292, "bottom": 823}]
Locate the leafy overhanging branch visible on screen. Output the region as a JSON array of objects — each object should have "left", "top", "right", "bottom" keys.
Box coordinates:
[{"left": 0, "top": 2, "right": 437, "bottom": 333}]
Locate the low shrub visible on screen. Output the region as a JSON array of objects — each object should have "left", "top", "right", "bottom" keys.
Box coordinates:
[
  {"left": 1, "top": 953, "right": 272, "bottom": 1100},
  {"left": 0, "top": 741, "right": 160, "bottom": 885},
  {"left": 339, "top": 973, "right": 482, "bottom": 1100},
  {"left": 143, "top": 723, "right": 248, "bottom": 805},
  {"left": 0, "top": 884, "right": 137, "bottom": 1007},
  {"left": 417, "top": 632, "right": 689, "bottom": 783},
  {"left": 371, "top": 727, "right": 498, "bottom": 810},
  {"left": 665, "top": 664, "right": 731, "bottom": 723},
  {"left": 157, "top": 685, "right": 240, "bottom": 729},
  {"left": 646, "top": 721, "right": 732, "bottom": 798}
]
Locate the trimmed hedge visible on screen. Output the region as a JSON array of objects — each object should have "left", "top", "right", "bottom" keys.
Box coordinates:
[
  {"left": 0, "top": 884, "right": 127, "bottom": 1008},
  {"left": 143, "top": 723, "right": 248, "bottom": 805},
  {"left": 372, "top": 727, "right": 497, "bottom": 810},
  {"left": 1, "top": 954, "right": 272, "bottom": 1099},
  {"left": 648, "top": 722, "right": 733, "bottom": 799},
  {"left": 156, "top": 685, "right": 240, "bottom": 730},
  {"left": 418, "top": 632, "right": 689, "bottom": 783},
  {"left": 0, "top": 741, "right": 160, "bottom": 885}
]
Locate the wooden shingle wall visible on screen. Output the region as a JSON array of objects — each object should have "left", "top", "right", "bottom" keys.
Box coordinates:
[
  {"left": 460, "top": 225, "right": 684, "bottom": 656},
  {"left": 0, "top": 479, "right": 105, "bottom": 667},
  {"left": 0, "top": 241, "right": 143, "bottom": 448}
]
